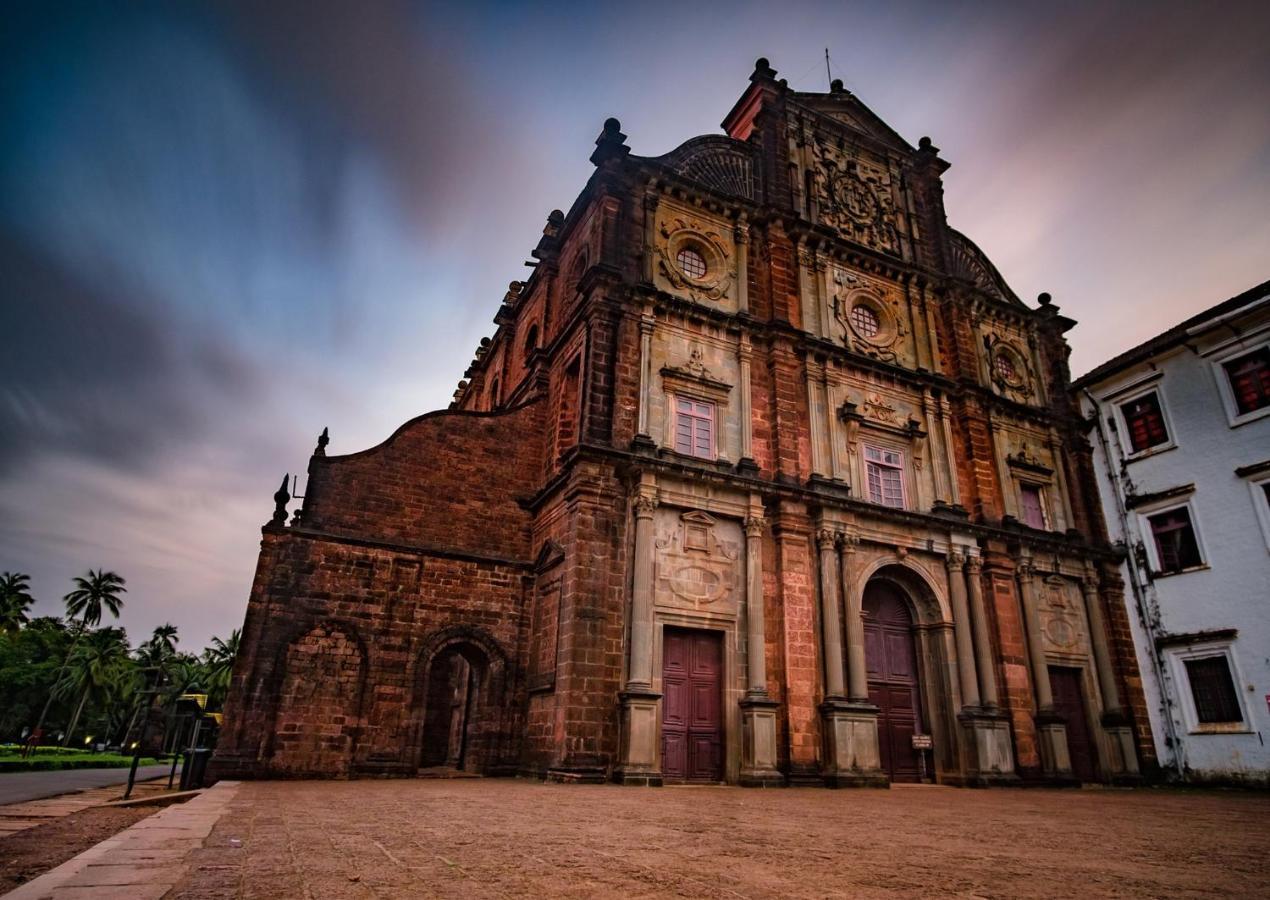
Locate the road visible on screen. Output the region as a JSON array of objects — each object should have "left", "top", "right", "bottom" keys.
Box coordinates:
[{"left": 0, "top": 764, "right": 178, "bottom": 806}]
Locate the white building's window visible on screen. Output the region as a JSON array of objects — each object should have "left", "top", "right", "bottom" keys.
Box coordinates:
[
  {"left": 1139, "top": 500, "right": 1206, "bottom": 576},
  {"left": 1248, "top": 473, "right": 1270, "bottom": 553},
  {"left": 1210, "top": 339, "right": 1270, "bottom": 427},
  {"left": 864, "top": 446, "right": 906, "bottom": 509},
  {"left": 1167, "top": 642, "right": 1250, "bottom": 734},
  {"left": 1119, "top": 391, "right": 1170, "bottom": 454}
]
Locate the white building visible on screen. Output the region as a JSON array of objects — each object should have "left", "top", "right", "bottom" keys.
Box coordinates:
[{"left": 1074, "top": 279, "right": 1270, "bottom": 784}]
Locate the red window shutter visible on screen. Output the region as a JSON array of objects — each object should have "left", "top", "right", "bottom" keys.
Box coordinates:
[
  {"left": 1224, "top": 348, "right": 1269, "bottom": 415},
  {"left": 1123, "top": 394, "right": 1168, "bottom": 452}
]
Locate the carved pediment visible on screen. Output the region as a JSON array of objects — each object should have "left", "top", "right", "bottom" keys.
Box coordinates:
[
  {"left": 651, "top": 135, "right": 756, "bottom": 201},
  {"left": 791, "top": 93, "right": 914, "bottom": 155},
  {"left": 660, "top": 346, "right": 733, "bottom": 401},
  {"left": 948, "top": 230, "right": 1023, "bottom": 306}
]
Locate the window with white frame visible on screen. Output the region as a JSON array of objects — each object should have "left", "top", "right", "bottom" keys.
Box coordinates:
[
  {"left": 1143, "top": 504, "right": 1204, "bottom": 574},
  {"left": 1118, "top": 391, "right": 1171, "bottom": 454},
  {"left": 673, "top": 396, "right": 715, "bottom": 459},
  {"left": 1019, "top": 483, "right": 1047, "bottom": 529},
  {"left": 1222, "top": 346, "right": 1269, "bottom": 417},
  {"left": 1167, "top": 642, "right": 1249, "bottom": 733},
  {"left": 864, "top": 445, "right": 906, "bottom": 509},
  {"left": 1247, "top": 472, "right": 1270, "bottom": 553}
]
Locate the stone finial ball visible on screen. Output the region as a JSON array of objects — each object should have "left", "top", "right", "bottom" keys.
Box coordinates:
[
  {"left": 1038, "top": 292, "right": 1052, "bottom": 306},
  {"left": 756, "top": 57, "right": 769, "bottom": 70},
  {"left": 919, "top": 136, "right": 933, "bottom": 150},
  {"left": 830, "top": 78, "right": 844, "bottom": 92},
  {"left": 603, "top": 117, "right": 621, "bottom": 133}
]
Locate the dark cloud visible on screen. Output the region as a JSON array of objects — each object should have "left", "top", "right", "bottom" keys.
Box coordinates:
[{"left": 0, "top": 229, "right": 256, "bottom": 476}]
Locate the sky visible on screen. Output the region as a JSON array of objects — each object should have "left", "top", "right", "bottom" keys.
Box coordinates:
[{"left": 3, "top": 1, "right": 1268, "bottom": 653}]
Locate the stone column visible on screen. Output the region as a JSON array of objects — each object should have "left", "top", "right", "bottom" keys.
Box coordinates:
[
  {"left": 945, "top": 551, "right": 981, "bottom": 709},
  {"left": 838, "top": 533, "right": 868, "bottom": 702},
  {"left": 635, "top": 313, "right": 655, "bottom": 442},
  {"left": 734, "top": 221, "right": 749, "bottom": 315},
  {"left": 956, "top": 554, "right": 1017, "bottom": 784},
  {"left": 738, "top": 336, "right": 754, "bottom": 468},
  {"left": 938, "top": 397, "right": 962, "bottom": 506},
  {"left": 739, "top": 511, "right": 782, "bottom": 785},
  {"left": 627, "top": 493, "right": 657, "bottom": 689},
  {"left": 744, "top": 515, "right": 768, "bottom": 696},
  {"left": 1017, "top": 560, "right": 1071, "bottom": 778},
  {"left": 1083, "top": 569, "right": 1140, "bottom": 779},
  {"left": 817, "top": 529, "right": 846, "bottom": 699},
  {"left": 806, "top": 359, "right": 826, "bottom": 477},
  {"left": 821, "top": 528, "right": 886, "bottom": 787},
  {"left": 964, "top": 557, "right": 999, "bottom": 708},
  {"left": 615, "top": 488, "right": 662, "bottom": 785}
]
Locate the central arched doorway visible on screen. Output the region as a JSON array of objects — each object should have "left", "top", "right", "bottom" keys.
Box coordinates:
[
  {"left": 863, "top": 580, "right": 925, "bottom": 782},
  {"left": 420, "top": 644, "right": 488, "bottom": 771}
]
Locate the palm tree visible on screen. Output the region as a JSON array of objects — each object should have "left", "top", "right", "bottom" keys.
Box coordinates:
[
  {"left": 63, "top": 570, "right": 127, "bottom": 633},
  {"left": 203, "top": 628, "right": 241, "bottom": 707},
  {"left": 56, "top": 627, "right": 130, "bottom": 747},
  {"left": 0, "top": 571, "right": 35, "bottom": 635},
  {"left": 34, "top": 569, "right": 127, "bottom": 739}
]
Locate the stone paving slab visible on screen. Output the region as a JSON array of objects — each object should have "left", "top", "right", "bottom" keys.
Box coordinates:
[
  {"left": 0, "top": 779, "right": 175, "bottom": 837},
  {"left": 2, "top": 781, "right": 240, "bottom": 900},
  {"left": 169, "top": 779, "right": 1270, "bottom": 899}
]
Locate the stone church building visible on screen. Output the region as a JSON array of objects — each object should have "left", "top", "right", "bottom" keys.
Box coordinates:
[{"left": 213, "top": 60, "right": 1153, "bottom": 787}]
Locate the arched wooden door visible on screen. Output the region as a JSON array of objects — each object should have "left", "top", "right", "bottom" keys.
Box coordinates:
[
  {"left": 863, "top": 581, "right": 924, "bottom": 782},
  {"left": 421, "top": 646, "right": 485, "bottom": 771}
]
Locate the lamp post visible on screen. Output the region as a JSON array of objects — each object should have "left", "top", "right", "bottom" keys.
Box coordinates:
[{"left": 123, "top": 665, "right": 163, "bottom": 801}]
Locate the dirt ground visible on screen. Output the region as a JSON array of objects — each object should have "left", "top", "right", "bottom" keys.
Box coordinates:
[
  {"left": 164, "top": 779, "right": 1270, "bottom": 899},
  {"left": 0, "top": 804, "right": 157, "bottom": 892}
]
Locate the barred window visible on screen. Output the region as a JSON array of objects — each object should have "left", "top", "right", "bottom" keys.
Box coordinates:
[
  {"left": 676, "top": 247, "right": 707, "bottom": 279},
  {"left": 1184, "top": 656, "right": 1242, "bottom": 724},
  {"left": 994, "top": 352, "right": 1018, "bottom": 383},
  {"left": 850, "top": 304, "right": 880, "bottom": 338},
  {"left": 1120, "top": 392, "right": 1169, "bottom": 453}
]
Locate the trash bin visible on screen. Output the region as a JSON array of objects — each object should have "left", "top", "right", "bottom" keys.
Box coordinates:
[{"left": 180, "top": 748, "right": 213, "bottom": 790}]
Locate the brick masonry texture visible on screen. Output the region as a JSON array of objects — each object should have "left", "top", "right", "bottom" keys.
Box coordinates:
[{"left": 213, "top": 60, "right": 1153, "bottom": 785}]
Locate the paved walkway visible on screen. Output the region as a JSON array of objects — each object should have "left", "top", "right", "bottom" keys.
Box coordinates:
[
  {"left": 2, "top": 782, "right": 238, "bottom": 900},
  {"left": 9, "top": 779, "right": 1270, "bottom": 898},
  {"left": 0, "top": 778, "right": 178, "bottom": 838},
  {"left": 0, "top": 766, "right": 176, "bottom": 806}
]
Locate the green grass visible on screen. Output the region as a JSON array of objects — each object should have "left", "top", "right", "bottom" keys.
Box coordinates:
[{"left": 0, "top": 748, "right": 162, "bottom": 772}]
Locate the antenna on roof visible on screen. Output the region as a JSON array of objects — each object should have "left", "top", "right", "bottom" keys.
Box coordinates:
[{"left": 825, "top": 48, "right": 832, "bottom": 88}]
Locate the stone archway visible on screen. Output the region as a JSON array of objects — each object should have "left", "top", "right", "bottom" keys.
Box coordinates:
[
  {"left": 862, "top": 580, "right": 924, "bottom": 782},
  {"left": 858, "top": 562, "right": 959, "bottom": 783},
  {"left": 420, "top": 644, "right": 488, "bottom": 770},
  {"left": 415, "top": 628, "right": 509, "bottom": 774}
]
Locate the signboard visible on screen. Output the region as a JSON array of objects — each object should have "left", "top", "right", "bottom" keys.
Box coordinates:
[{"left": 911, "top": 734, "right": 933, "bottom": 750}]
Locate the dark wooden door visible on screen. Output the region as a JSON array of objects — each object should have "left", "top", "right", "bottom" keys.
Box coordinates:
[
  {"left": 1050, "top": 665, "right": 1099, "bottom": 782},
  {"left": 863, "top": 582, "right": 923, "bottom": 783},
  {"left": 661, "top": 629, "right": 723, "bottom": 782}
]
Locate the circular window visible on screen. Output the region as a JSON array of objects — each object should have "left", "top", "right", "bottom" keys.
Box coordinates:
[
  {"left": 676, "top": 247, "right": 707, "bottom": 279},
  {"left": 994, "top": 351, "right": 1018, "bottom": 383},
  {"left": 850, "top": 303, "right": 880, "bottom": 338}
]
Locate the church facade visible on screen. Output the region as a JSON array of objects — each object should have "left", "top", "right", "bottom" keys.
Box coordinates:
[{"left": 213, "top": 60, "right": 1153, "bottom": 787}]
